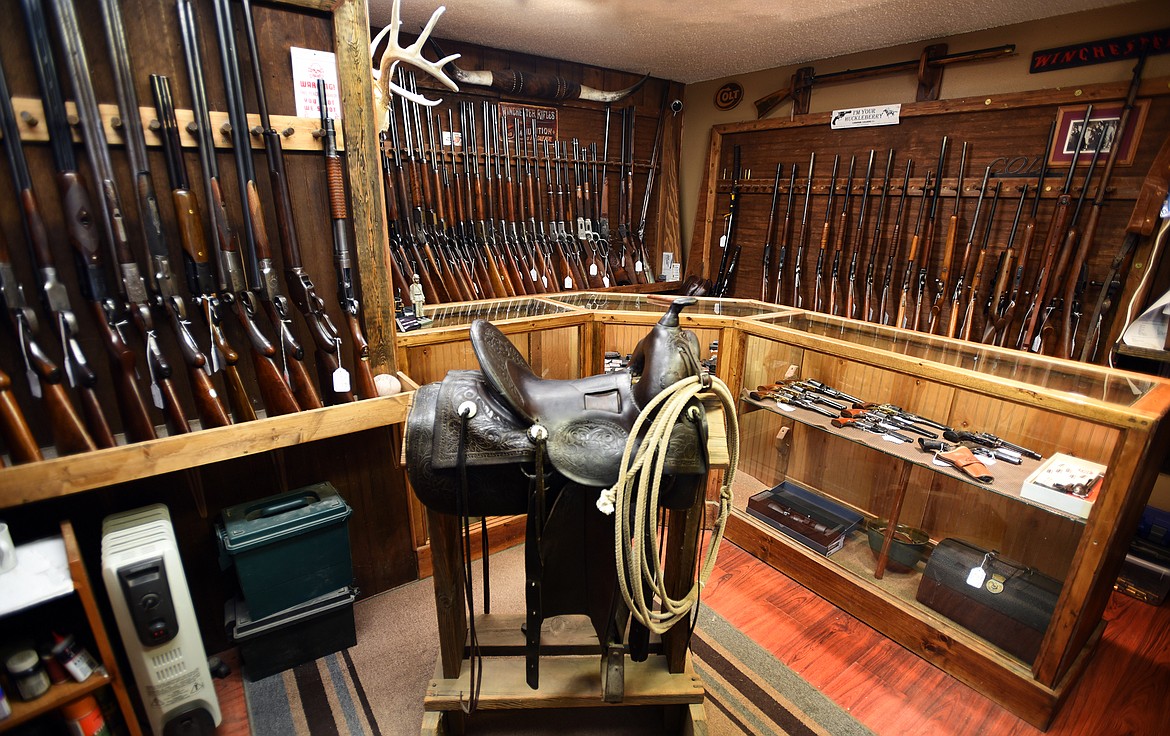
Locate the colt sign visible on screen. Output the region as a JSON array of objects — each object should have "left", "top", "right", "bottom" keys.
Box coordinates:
[{"left": 714, "top": 82, "right": 744, "bottom": 111}]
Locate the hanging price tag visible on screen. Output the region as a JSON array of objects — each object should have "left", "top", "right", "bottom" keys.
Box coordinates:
[
  {"left": 333, "top": 367, "right": 351, "bottom": 393},
  {"left": 966, "top": 566, "right": 987, "bottom": 588}
]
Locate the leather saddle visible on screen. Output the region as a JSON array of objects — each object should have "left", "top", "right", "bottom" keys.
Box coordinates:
[{"left": 404, "top": 296, "right": 709, "bottom": 697}]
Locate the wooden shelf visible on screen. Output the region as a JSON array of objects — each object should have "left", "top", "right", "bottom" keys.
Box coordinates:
[
  {"left": 0, "top": 672, "right": 112, "bottom": 733},
  {"left": 0, "top": 382, "right": 414, "bottom": 509},
  {"left": 0, "top": 523, "right": 141, "bottom": 735},
  {"left": 737, "top": 393, "right": 1086, "bottom": 522}
]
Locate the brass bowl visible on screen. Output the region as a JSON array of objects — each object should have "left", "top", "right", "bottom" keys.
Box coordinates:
[{"left": 865, "top": 519, "right": 929, "bottom": 573}]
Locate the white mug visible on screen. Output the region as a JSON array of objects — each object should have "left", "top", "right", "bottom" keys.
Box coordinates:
[{"left": 0, "top": 522, "right": 16, "bottom": 574}]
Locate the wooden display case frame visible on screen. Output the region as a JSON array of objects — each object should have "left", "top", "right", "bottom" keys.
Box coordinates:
[{"left": 392, "top": 292, "right": 1170, "bottom": 730}]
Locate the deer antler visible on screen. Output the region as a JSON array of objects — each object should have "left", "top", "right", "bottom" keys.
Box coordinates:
[{"left": 370, "top": 0, "right": 460, "bottom": 109}]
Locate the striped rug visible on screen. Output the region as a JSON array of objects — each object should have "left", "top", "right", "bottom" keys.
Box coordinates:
[{"left": 243, "top": 547, "right": 872, "bottom": 735}]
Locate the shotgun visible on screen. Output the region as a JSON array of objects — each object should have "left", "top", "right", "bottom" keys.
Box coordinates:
[
  {"left": 0, "top": 58, "right": 106, "bottom": 452},
  {"left": 150, "top": 73, "right": 254, "bottom": 424},
  {"left": 22, "top": 0, "right": 159, "bottom": 442},
  {"left": 177, "top": 0, "right": 300, "bottom": 417},
  {"left": 99, "top": 0, "right": 232, "bottom": 430}
]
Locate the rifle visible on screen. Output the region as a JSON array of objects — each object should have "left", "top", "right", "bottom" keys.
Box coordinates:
[
  {"left": 827, "top": 155, "right": 856, "bottom": 315},
  {"left": 1034, "top": 129, "right": 1106, "bottom": 353},
  {"left": 958, "top": 180, "right": 1001, "bottom": 340},
  {"left": 0, "top": 368, "right": 41, "bottom": 464},
  {"left": 844, "top": 150, "right": 876, "bottom": 319},
  {"left": 773, "top": 164, "right": 798, "bottom": 305},
  {"left": 98, "top": 0, "right": 233, "bottom": 431},
  {"left": 178, "top": 0, "right": 300, "bottom": 417},
  {"left": 1059, "top": 56, "right": 1145, "bottom": 360},
  {"left": 23, "top": 0, "right": 160, "bottom": 442},
  {"left": 895, "top": 170, "right": 932, "bottom": 329},
  {"left": 813, "top": 154, "right": 841, "bottom": 313},
  {"left": 379, "top": 130, "right": 423, "bottom": 303},
  {"left": 316, "top": 80, "right": 378, "bottom": 400},
  {"left": 911, "top": 137, "right": 949, "bottom": 331},
  {"left": 213, "top": 0, "right": 327, "bottom": 409},
  {"left": 714, "top": 145, "right": 742, "bottom": 297},
  {"left": 0, "top": 60, "right": 106, "bottom": 453},
  {"left": 761, "top": 163, "right": 785, "bottom": 302},
  {"left": 1017, "top": 106, "right": 1093, "bottom": 351},
  {"left": 981, "top": 184, "right": 1029, "bottom": 344},
  {"left": 877, "top": 158, "right": 913, "bottom": 325},
  {"left": 992, "top": 121, "right": 1056, "bottom": 346},
  {"left": 236, "top": 0, "right": 351, "bottom": 403},
  {"left": 634, "top": 91, "right": 669, "bottom": 285},
  {"left": 929, "top": 141, "right": 968, "bottom": 334},
  {"left": 862, "top": 150, "right": 895, "bottom": 322},
  {"left": 792, "top": 153, "right": 816, "bottom": 308},
  {"left": 150, "top": 73, "right": 255, "bottom": 423},
  {"left": 945, "top": 166, "right": 992, "bottom": 339}
]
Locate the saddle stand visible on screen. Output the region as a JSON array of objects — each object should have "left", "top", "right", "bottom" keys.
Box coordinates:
[{"left": 406, "top": 298, "right": 725, "bottom": 733}]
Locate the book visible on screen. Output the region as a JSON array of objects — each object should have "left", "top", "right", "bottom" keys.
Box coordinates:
[{"left": 1021, "top": 453, "right": 1106, "bottom": 519}]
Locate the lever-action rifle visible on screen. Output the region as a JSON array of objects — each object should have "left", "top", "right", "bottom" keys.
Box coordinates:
[
  {"left": 929, "top": 141, "right": 967, "bottom": 334},
  {"left": 761, "top": 163, "right": 784, "bottom": 302},
  {"left": 861, "top": 149, "right": 895, "bottom": 323},
  {"left": 773, "top": 164, "right": 798, "bottom": 305}
]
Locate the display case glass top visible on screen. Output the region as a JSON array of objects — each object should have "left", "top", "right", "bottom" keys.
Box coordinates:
[
  {"left": 550, "top": 292, "right": 791, "bottom": 317},
  {"left": 412, "top": 297, "right": 576, "bottom": 329},
  {"left": 752, "top": 311, "right": 1158, "bottom": 407}
]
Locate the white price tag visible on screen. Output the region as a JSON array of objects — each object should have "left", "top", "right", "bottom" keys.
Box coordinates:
[
  {"left": 966, "top": 566, "right": 987, "bottom": 588},
  {"left": 589, "top": 263, "right": 598, "bottom": 276},
  {"left": 333, "top": 367, "right": 351, "bottom": 393}
]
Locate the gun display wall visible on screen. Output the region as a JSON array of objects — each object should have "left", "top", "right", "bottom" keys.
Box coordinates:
[
  {"left": 373, "top": 35, "right": 682, "bottom": 310},
  {"left": 689, "top": 65, "right": 1170, "bottom": 366},
  {"left": 0, "top": 0, "right": 678, "bottom": 464}
]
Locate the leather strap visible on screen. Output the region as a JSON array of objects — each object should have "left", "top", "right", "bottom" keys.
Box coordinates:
[{"left": 937, "top": 446, "right": 994, "bottom": 483}]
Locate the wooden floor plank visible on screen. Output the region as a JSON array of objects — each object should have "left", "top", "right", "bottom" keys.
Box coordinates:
[{"left": 704, "top": 540, "right": 1170, "bottom": 736}]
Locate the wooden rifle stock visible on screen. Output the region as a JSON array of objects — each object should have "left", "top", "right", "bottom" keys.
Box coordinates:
[{"left": 0, "top": 368, "right": 41, "bottom": 464}]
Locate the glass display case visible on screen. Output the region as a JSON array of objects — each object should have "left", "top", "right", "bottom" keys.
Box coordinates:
[{"left": 396, "top": 294, "right": 1169, "bottom": 729}]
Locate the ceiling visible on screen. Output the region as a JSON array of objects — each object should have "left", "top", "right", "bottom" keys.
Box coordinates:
[{"left": 371, "top": 0, "right": 1132, "bottom": 85}]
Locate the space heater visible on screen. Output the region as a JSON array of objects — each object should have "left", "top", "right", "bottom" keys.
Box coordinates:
[{"left": 102, "top": 505, "right": 221, "bottom": 735}]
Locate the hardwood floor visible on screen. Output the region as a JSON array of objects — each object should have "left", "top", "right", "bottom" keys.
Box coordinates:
[
  {"left": 702, "top": 541, "right": 1170, "bottom": 736},
  {"left": 208, "top": 539, "right": 1169, "bottom": 735}
]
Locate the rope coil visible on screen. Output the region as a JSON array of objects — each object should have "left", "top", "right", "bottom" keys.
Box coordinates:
[{"left": 598, "top": 374, "right": 740, "bottom": 634}]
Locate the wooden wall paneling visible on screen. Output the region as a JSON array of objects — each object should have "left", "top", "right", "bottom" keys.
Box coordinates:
[{"left": 689, "top": 79, "right": 1170, "bottom": 364}]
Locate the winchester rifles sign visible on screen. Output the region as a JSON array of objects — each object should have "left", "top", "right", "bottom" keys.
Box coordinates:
[{"left": 1030, "top": 28, "right": 1170, "bottom": 73}]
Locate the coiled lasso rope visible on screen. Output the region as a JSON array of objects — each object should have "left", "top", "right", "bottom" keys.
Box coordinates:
[{"left": 596, "top": 373, "right": 739, "bottom": 634}]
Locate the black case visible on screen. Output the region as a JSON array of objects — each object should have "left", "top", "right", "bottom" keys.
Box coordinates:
[{"left": 915, "top": 538, "right": 1062, "bottom": 663}]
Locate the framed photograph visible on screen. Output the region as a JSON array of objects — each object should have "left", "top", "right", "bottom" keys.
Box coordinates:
[{"left": 1047, "top": 99, "right": 1150, "bottom": 168}]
